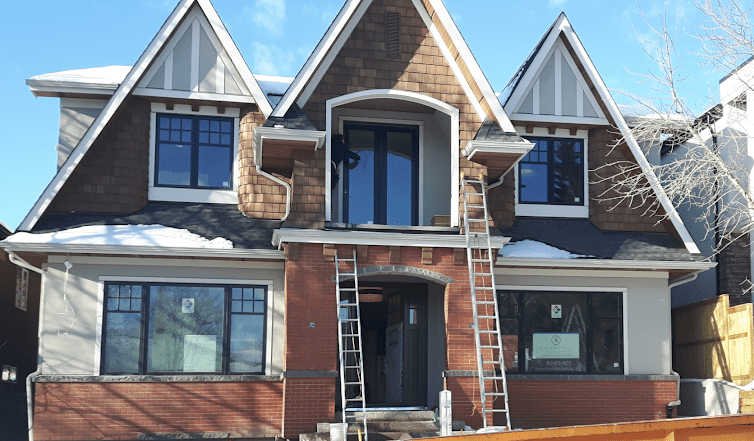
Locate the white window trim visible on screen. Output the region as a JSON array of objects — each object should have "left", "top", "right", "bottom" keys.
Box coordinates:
[
  {"left": 496, "top": 284, "right": 629, "bottom": 375},
  {"left": 336, "top": 116, "right": 425, "bottom": 225},
  {"left": 515, "top": 127, "right": 589, "bottom": 218},
  {"left": 95, "top": 276, "right": 275, "bottom": 376},
  {"left": 149, "top": 102, "right": 240, "bottom": 204}
]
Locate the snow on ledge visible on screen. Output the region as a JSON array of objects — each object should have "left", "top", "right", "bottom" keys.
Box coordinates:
[
  {"left": 3, "top": 225, "right": 233, "bottom": 249},
  {"left": 499, "top": 239, "right": 586, "bottom": 259}
]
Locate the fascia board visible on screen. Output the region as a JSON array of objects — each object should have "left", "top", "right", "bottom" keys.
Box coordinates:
[
  {"left": 462, "top": 139, "right": 534, "bottom": 159},
  {"left": 253, "top": 127, "right": 327, "bottom": 167},
  {"left": 0, "top": 241, "right": 285, "bottom": 260},
  {"left": 196, "top": 0, "right": 271, "bottom": 117},
  {"left": 272, "top": 0, "right": 367, "bottom": 118},
  {"left": 558, "top": 23, "right": 702, "bottom": 255},
  {"left": 422, "top": 0, "right": 515, "bottom": 133},
  {"left": 272, "top": 228, "right": 510, "bottom": 249},
  {"left": 503, "top": 15, "right": 566, "bottom": 116},
  {"left": 18, "top": 0, "right": 198, "bottom": 232}
]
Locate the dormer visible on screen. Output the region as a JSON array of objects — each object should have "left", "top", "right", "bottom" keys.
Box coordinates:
[{"left": 500, "top": 13, "right": 611, "bottom": 219}]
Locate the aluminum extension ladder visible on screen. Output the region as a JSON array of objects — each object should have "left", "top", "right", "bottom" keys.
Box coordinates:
[
  {"left": 335, "top": 250, "right": 368, "bottom": 440},
  {"left": 461, "top": 175, "right": 511, "bottom": 430}
]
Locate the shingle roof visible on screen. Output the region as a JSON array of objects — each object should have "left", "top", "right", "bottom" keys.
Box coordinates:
[
  {"left": 474, "top": 121, "right": 526, "bottom": 142},
  {"left": 31, "top": 202, "right": 281, "bottom": 250},
  {"left": 497, "top": 217, "right": 699, "bottom": 261},
  {"left": 262, "top": 104, "right": 318, "bottom": 130}
]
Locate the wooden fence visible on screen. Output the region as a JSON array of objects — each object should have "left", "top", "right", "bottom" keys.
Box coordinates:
[{"left": 672, "top": 295, "right": 754, "bottom": 385}]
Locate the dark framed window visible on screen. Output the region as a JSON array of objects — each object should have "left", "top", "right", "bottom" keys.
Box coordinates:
[
  {"left": 498, "top": 290, "right": 623, "bottom": 374},
  {"left": 155, "top": 114, "right": 234, "bottom": 189},
  {"left": 343, "top": 122, "right": 419, "bottom": 226},
  {"left": 518, "top": 137, "right": 584, "bottom": 205},
  {"left": 102, "top": 282, "right": 266, "bottom": 375}
]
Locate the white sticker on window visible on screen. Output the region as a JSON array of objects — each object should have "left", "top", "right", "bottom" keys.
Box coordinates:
[
  {"left": 551, "top": 304, "right": 562, "bottom": 319},
  {"left": 182, "top": 298, "right": 195, "bottom": 314}
]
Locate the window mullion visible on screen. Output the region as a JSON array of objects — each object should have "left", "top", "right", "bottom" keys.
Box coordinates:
[
  {"left": 376, "top": 128, "right": 388, "bottom": 225},
  {"left": 191, "top": 118, "right": 199, "bottom": 188},
  {"left": 222, "top": 287, "right": 231, "bottom": 374},
  {"left": 139, "top": 284, "right": 148, "bottom": 375}
]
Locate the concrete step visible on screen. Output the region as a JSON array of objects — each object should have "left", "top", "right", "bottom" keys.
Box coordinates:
[
  {"left": 334, "top": 410, "right": 435, "bottom": 423},
  {"left": 319, "top": 421, "right": 440, "bottom": 433},
  {"left": 301, "top": 431, "right": 443, "bottom": 441}
]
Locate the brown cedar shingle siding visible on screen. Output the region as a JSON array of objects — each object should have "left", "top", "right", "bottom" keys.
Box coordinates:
[
  {"left": 47, "top": 97, "right": 150, "bottom": 214},
  {"left": 237, "top": 105, "right": 290, "bottom": 220},
  {"left": 588, "top": 127, "right": 666, "bottom": 232},
  {"left": 302, "top": 0, "right": 489, "bottom": 228}
]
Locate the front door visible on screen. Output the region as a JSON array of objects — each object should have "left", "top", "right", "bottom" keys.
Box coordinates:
[{"left": 359, "top": 283, "right": 428, "bottom": 407}]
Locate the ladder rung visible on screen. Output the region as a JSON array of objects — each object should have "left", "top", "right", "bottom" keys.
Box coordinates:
[
  {"left": 479, "top": 345, "right": 499, "bottom": 349},
  {"left": 467, "top": 218, "right": 487, "bottom": 222},
  {"left": 478, "top": 315, "right": 497, "bottom": 319},
  {"left": 486, "top": 408, "right": 509, "bottom": 413},
  {"left": 339, "top": 287, "right": 358, "bottom": 291},
  {"left": 473, "top": 288, "right": 495, "bottom": 292},
  {"left": 478, "top": 330, "right": 499, "bottom": 334},
  {"left": 344, "top": 382, "right": 363, "bottom": 386},
  {"left": 342, "top": 334, "right": 360, "bottom": 337},
  {"left": 476, "top": 300, "right": 496, "bottom": 305},
  {"left": 486, "top": 392, "right": 508, "bottom": 396},
  {"left": 473, "top": 273, "right": 492, "bottom": 277},
  {"left": 467, "top": 205, "right": 486, "bottom": 209},
  {"left": 340, "top": 303, "right": 358, "bottom": 307},
  {"left": 482, "top": 360, "right": 502, "bottom": 364},
  {"left": 471, "top": 258, "right": 490, "bottom": 262}
]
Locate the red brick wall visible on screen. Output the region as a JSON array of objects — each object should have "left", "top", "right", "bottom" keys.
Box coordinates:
[
  {"left": 282, "top": 377, "right": 336, "bottom": 438},
  {"left": 33, "top": 381, "right": 283, "bottom": 440},
  {"left": 500, "top": 379, "right": 678, "bottom": 428},
  {"left": 47, "top": 97, "right": 150, "bottom": 214}
]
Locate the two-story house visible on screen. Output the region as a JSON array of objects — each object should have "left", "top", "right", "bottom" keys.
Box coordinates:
[{"left": 1, "top": 0, "right": 714, "bottom": 440}]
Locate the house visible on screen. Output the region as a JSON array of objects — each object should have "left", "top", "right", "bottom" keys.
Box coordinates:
[
  {"left": 0, "top": 219, "right": 41, "bottom": 439},
  {"left": 0, "top": 0, "right": 714, "bottom": 439},
  {"left": 652, "top": 58, "right": 754, "bottom": 309}
]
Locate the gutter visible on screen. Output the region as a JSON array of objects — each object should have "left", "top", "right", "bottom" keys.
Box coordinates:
[
  {"left": 1, "top": 243, "right": 285, "bottom": 260},
  {"left": 7, "top": 251, "right": 45, "bottom": 441}
]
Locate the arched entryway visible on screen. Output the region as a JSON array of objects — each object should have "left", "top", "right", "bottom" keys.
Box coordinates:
[{"left": 336, "top": 266, "right": 453, "bottom": 408}]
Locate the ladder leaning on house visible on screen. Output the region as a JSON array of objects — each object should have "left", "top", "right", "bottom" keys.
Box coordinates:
[
  {"left": 461, "top": 175, "right": 511, "bottom": 430},
  {"left": 335, "top": 250, "right": 369, "bottom": 440}
]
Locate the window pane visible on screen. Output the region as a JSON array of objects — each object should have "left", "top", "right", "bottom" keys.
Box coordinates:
[
  {"left": 147, "top": 286, "right": 224, "bottom": 373},
  {"left": 498, "top": 292, "right": 519, "bottom": 372},
  {"left": 157, "top": 143, "right": 191, "bottom": 186},
  {"left": 523, "top": 292, "right": 587, "bottom": 373},
  {"left": 592, "top": 318, "right": 622, "bottom": 373},
  {"left": 520, "top": 163, "right": 547, "bottom": 203},
  {"left": 552, "top": 164, "right": 581, "bottom": 203},
  {"left": 346, "top": 129, "right": 375, "bottom": 224},
  {"left": 197, "top": 145, "right": 231, "bottom": 188},
  {"left": 229, "top": 314, "right": 265, "bottom": 372},
  {"left": 104, "top": 312, "right": 141, "bottom": 374},
  {"left": 386, "top": 131, "right": 414, "bottom": 226}
]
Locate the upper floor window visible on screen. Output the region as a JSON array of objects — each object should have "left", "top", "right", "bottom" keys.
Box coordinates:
[
  {"left": 155, "top": 114, "right": 234, "bottom": 189},
  {"left": 519, "top": 137, "right": 583, "bottom": 205},
  {"left": 102, "top": 282, "right": 267, "bottom": 375},
  {"left": 343, "top": 122, "right": 419, "bottom": 226}
]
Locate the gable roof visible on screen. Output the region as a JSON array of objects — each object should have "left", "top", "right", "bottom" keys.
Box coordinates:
[
  {"left": 271, "top": 0, "right": 516, "bottom": 133},
  {"left": 501, "top": 12, "right": 700, "bottom": 255},
  {"left": 18, "top": 0, "right": 270, "bottom": 232}
]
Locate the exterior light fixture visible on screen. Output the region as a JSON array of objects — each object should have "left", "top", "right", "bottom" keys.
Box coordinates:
[{"left": 1, "top": 365, "right": 17, "bottom": 383}]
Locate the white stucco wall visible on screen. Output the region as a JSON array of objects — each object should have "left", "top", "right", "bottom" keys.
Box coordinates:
[
  {"left": 38, "top": 255, "right": 285, "bottom": 376},
  {"left": 495, "top": 268, "right": 673, "bottom": 375}
]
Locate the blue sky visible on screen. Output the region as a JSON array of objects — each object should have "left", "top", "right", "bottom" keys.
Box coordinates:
[{"left": 0, "top": 0, "right": 716, "bottom": 231}]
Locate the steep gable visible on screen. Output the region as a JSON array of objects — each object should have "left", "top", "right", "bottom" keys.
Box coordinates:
[
  {"left": 18, "top": 0, "right": 270, "bottom": 232},
  {"left": 499, "top": 13, "right": 699, "bottom": 254},
  {"left": 273, "top": 0, "right": 514, "bottom": 133},
  {"left": 135, "top": 4, "right": 252, "bottom": 101}
]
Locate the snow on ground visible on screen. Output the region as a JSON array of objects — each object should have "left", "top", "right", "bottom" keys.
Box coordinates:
[
  {"left": 3, "top": 225, "right": 233, "bottom": 249},
  {"left": 499, "top": 239, "right": 586, "bottom": 259}
]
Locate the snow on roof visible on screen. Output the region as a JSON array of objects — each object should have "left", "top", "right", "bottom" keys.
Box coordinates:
[
  {"left": 500, "top": 239, "right": 587, "bottom": 259},
  {"left": 3, "top": 225, "right": 233, "bottom": 249},
  {"left": 27, "top": 66, "right": 131, "bottom": 87}
]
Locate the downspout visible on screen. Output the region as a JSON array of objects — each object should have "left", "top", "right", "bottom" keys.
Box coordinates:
[
  {"left": 256, "top": 164, "right": 292, "bottom": 222},
  {"left": 666, "top": 271, "right": 702, "bottom": 416},
  {"left": 7, "top": 251, "right": 46, "bottom": 441}
]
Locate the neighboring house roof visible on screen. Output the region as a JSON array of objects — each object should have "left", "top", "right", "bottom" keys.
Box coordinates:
[
  {"left": 26, "top": 66, "right": 131, "bottom": 97},
  {"left": 30, "top": 202, "right": 281, "bottom": 250},
  {"left": 271, "top": 0, "right": 516, "bottom": 133},
  {"left": 17, "top": 0, "right": 271, "bottom": 233},
  {"left": 0, "top": 220, "right": 11, "bottom": 238},
  {"left": 473, "top": 122, "right": 526, "bottom": 143},
  {"left": 500, "top": 12, "right": 701, "bottom": 256},
  {"left": 262, "top": 104, "right": 318, "bottom": 130}
]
